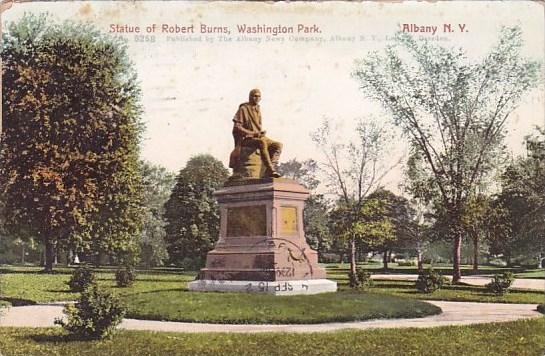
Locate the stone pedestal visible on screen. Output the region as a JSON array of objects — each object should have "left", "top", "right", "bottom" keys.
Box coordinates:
[{"left": 188, "top": 178, "right": 337, "bottom": 295}]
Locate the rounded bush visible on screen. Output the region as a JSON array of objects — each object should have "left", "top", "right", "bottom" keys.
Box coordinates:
[
  {"left": 67, "top": 266, "right": 96, "bottom": 292},
  {"left": 115, "top": 266, "right": 136, "bottom": 288},
  {"left": 55, "top": 284, "right": 126, "bottom": 340},
  {"left": 486, "top": 272, "right": 514, "bottom": 295},
  {"left": 348, "top": 268, "right": 374, "bottom": 289},
  {"left": 537, "top": 303, "right": 544, "bottom": 314},
  {"left": 416, "top": 269, "right": 447, "bottom": 293}
]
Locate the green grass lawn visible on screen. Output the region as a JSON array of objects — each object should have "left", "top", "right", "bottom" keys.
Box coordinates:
[
  {"left": 370, "top": 280, "right": 544, "bottom": 304},
  {"left": 4, "top": 264, "right": 536, "bottom": 323},
  {"left": 0, "top": 318, "right": 543, "bottom": 356},
  {"left": 326, "top": 262, "right": 545, "bottom": 278},
  {"left": 328, "top": 268, "right": 545, "bottom": 304},
  {"left": 124, "top": 290, "right": 440, "bottom": 324},
  {"left": 515, "top": 269, "right": 545, "bottom": 279},
  {"left": 0, "top": 265, "right": 440, "bottom": 323},
  {"left": 0, "top": 266, "right": 195, "bottom": 304},
  {"left": 1, "top": 265, "right": 543, "bottom": 355}
]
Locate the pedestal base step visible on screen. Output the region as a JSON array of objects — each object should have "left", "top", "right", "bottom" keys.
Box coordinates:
[{"left": 187, "top": 279, "right": 337, "bottom": 295}]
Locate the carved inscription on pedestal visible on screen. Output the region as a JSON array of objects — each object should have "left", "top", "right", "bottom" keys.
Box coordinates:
[
  {"left": 280, "top": 206, "right": 298, "bottom": 236},
  {"left": 226, "top": 205, "right": 267, "bottom": 237}
]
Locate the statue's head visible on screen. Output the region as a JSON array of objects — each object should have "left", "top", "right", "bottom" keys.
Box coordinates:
[{"left": 248, "top": 89, "right": 261, "bottom": 105}]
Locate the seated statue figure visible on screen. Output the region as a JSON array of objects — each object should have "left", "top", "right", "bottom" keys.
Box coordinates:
[{"left": 229, "top": 89, "right": 283, "bottom": 179}]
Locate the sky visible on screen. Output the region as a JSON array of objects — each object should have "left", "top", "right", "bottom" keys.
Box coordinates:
[{"left": 3, "top": 1, "right": 544, "bottom": 193}]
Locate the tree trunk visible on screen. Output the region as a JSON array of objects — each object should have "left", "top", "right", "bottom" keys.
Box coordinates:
[
  {"left": 350, "top": 237, "right": 357, "bottom": 277},
  {"left": 417, "top": 250, "right": 423, "bottom": 272},
  {"left": 21, "top": 244, "right": 25, "bottom": 264},
  {"left": 472, "top": 234, "right": 479, "bottom": 272},
  {"left": 43, "top": 238, "right": 55, "bottom": 273},
  {"left": 94, "top": 252, "right": 102, "bottom": 268},
  {"left": 452, "top": 232, "right": 462, "bottom": 283},
  {"left": 383, "top": 249, "right": 389, "bottom": 270}
]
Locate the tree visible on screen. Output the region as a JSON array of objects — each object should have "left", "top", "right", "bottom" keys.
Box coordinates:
[
  {"left": 139, "top": 161, "right": 175, "bottom": 268},
  {"left": 366, "top": 189, "right": 414, "bottom": 270},
  {"left": 521, "top": 127, "right": 545, "bottom": 255},
  {"left": 312, "top": 118, "right": 398, "bottom": 276},
  {"left": 489, "top": 129, "right": 545, "bottom": 265},
  {"left": 0, "top": 14, "right": 144, "bottom": 272},
  {"left": 277, "top": 159, "right": 332, "bottom": 260},
  {"left": 461, "top": 194, "right": 491, "bottom": 271},
  {"left": 401, "top": 149, "right": 438, "bottom": 271},
  {"left": 353, "top": 27, "right": 540, "bottom": 282},
  {"left": 277, "top": 159, "right": 320, "bottom": 190},
  {"left": 83, "top": 156, "right": 144, "bottom": 267},
  {"left": 302, "top": 194, "right": 332, "bottom": 261},
  {"left": 488, "top": 191, "right": 518, "bottom": 266},
  {"left": 163, "top": 154, "right": 229, "bottom": 268},
  {"left": 330, "top": 195, "right": 395, "bottom": 270}
]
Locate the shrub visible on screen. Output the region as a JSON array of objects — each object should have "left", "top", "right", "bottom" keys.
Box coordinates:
[
  {"left": 67, "top": 266, "right": 96, "bottom": 292},
  {"left": 115, "top": 266, "right": 136, "bottom": 287},
  {"left": 486, "top": 272, "right": 514, "bottom": 295},
  {"left": 416, "top": 269, "right": 447, "bottom": 293},
  {"left": 537, "top": 304, "right": 545, "bottom": 314},
  {"left": 55, "top": 283, "right": 126, "bottom": 340},
  {"left": 348, "top": 268, "right": 374, "bottom": 289}
]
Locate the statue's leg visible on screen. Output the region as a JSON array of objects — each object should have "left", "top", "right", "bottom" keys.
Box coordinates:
[
  {"left": 268, "top": 140, "right": 283, "bottom": 166},
  {"left": 243, "top": 137, "right": 281, "bottom": 178},
  {"left": 262, "top": 137, "right": 282, "bottom": 177},
  {"left": 257, "top": 138, "right": 274, "bottom": 172}
]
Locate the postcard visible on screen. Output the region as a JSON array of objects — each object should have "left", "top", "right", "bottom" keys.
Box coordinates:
[{"left": 0, "top": 1, "right": 544, "bottom": 355}]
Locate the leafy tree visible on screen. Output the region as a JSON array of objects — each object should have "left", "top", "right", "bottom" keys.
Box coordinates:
[
  {"left": 163, "top": 154, "right": 229, "bottom": 268},
  {"left": 278, "top": 159, "right": 332, "bottom": 260},
  {"left": 461, "top": 194, "right": 491, "bottom": 271},
  {"left": 277, "top": 159, "right": 320, "bottom": 190},
  {"left": 312, "top": 119, "right": 397, "bottom": 277},
  {"left": 353, "top": 27, "right": 540, "bottom": 282},
  {"left": 401, "top": 150, "right": 438, "bottom": 271},
  {"left": 366, "top": 189, "right": 414, "bottom": 269},
  {"left": 139, "top": 161, "right": 175, "bottom": 268},
  {"left": 330, "top": 196, "right": 395, "bottom": 270},
  {"left": 487, "top": 196, "right": 517, "bottom": 266},
  {"left": 303, "top": 195, "right": 332, "bottom": 261},
  {"left": 489, "top": 129, "right": 545, "bottom": 265},
  {"left": 84, "top": 159, "right": 144, "bottom": 267},
  {"left": 0, "top": 14, "right": 144, "bottom": 271},
  {"left": 520, "top": 128, "right": 545, "bottom": 253}
]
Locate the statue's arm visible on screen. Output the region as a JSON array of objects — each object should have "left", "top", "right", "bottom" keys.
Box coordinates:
[
  {"left": 233, "top": 108, "right": 260, "bottom": 138},
  {"left": 233, "top": 121, "right": 256, "bottom": 137}
]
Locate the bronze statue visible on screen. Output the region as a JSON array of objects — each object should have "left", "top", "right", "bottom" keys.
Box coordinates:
[{"left": 229, "top": 89, "right": 282, "bottom": 179}]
